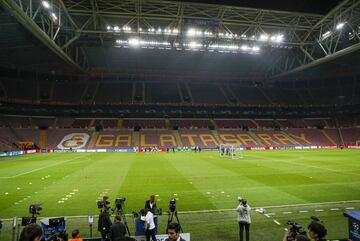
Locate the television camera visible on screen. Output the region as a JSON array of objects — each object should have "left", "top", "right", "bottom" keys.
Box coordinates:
[
  {"left": 285, "top": 221, "right": 306, "bottom": 241},
  {"left": 285, "top": 216, "right": 322, "bottom": 241},
  {"left": 21, "top": 204, "right": 42, "bottom": 227},
  {"left": 166, "top": 199, "right": 183, "bottom": 232},
  {"left": 29, "top": 204, "right": 42, "bottom": 216},
  {"left": 97, "top": 196, "right": 111, "bottom": 210}
]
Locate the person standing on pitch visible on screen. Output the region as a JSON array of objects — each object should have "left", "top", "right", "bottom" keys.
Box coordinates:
[
  {"left": 236, "top": 197, "right": 251, "bottom": 241},
  {"left": 141, "top": 209, "right": 156, "bottom": 241},
  {"left": 144, "top": 195, "right": 157, "bottom": 214}
]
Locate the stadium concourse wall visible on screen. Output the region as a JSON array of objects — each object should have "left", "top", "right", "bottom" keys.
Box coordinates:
[{"left": 1, "top": 127, "right": 360, "bottom": 151}]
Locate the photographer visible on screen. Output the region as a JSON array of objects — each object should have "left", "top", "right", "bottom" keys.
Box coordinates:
[
  {"left": 282, "top": 231, "right": 310, "bottom": 241},
  {"left": 19, "top": 223, "right": 42, "bottom": 241},
  {"left": 236, "top": 198, "right": 251, "bottom": 241},
  {"left": 98, "top": 206, "right": 112, "bottom": 241},
  {"left": 307, "top": 222, "right": 327, "bottom": 241}
]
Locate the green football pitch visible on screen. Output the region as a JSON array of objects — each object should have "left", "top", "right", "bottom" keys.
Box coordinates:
[{"left": 0, "top": 149, "right": 360, "bottom": 240}]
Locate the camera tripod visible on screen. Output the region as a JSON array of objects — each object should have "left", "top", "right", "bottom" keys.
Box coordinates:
[
  {"left": 167, "top": 210, "right": 183, "bottom": 233},
  {"left": 116, "top": 208, "right": 131, "bottom": 236}
]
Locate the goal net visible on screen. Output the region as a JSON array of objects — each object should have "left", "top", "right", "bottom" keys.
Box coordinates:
[{"left": 219, "top": 144, "right": 243, "bottom": 159}]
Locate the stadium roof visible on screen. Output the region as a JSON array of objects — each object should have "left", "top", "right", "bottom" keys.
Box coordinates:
[
  {"left": 0, "top": 0, "right": 359, "bottom": 81},
  {"left": 175, "top": 0, "right": 343, "bottom": 14}
]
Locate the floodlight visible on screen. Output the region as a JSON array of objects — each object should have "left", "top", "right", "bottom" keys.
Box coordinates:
[
  {"left": 123, "top": 26, "right": 131, "bottom": 31},
  {"left": 50, "top": 13, "right": 57, "bottom": 21},
  {"left": 157, "top": 28, "right": 162, "bottom": 33},
  {"left": 106, "top": 26, "right": 112, "bottom": 31},
  {"left": 42, "top": 1, "right": 50, "bottom": 9},
  {"left": 241, "top": 45, "right": 249, "bottom": 51},
  {"left": 322, "top": 31, "right": 331, "bottom": 39},
  {"left": 196, "top": 30, "right": 203, "bottom": 36},
  {"left": 188, "top": 41, "right": 201, "bottom": 48},
  {"left": 259, "top": 34, "right": 269, "bottom": 41},
  {"left": 241, "top": 34, "right": 247, "bottom": 38},
  {"left": 252, "top": 46, "right": 260, "bottom": 52},
  {"left": 172, "top": 28, "right": 179, "bottom": 34},
  {"left": 336, "top": 22, "right": 345, "bottom": 30},
  {"left": 114, "top": 26, "right": 120, "bottom": 31},
  {"left": 275, "top": 34, "right": 284, "bottom": 43},
  {"left": 187, "top": 29, "right": 196, "bottom": 36},
  {"left": 138, "top": 27, "right": 142, "bottom": 31},
  {"left": 128, "top": 38, "right": 140, "bottom": 46}
]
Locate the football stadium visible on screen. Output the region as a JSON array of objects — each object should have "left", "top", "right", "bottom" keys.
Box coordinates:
[{"left": 0, "top": 0, "right": 360, "bottom": 240}]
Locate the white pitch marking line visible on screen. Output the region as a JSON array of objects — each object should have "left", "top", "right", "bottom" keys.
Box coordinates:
[
  {"left": 330, "top": 208, "right": 340, "bottom": 211},
  {"left": 267, "top": 213, "right": 276, "bottom": 216},
  {"left": 0, "top": 155, "right": 89, "bottom": 178},
  {"left": 346, "top": 207, "right": 355, "bottom": 210},
  {"left": 315, "top": 209, "right": 324, "bottom": 212},
  {"left": 264, "top": 214, "right": 270, "bottom": 218},
  {"left": 299, "top": 210, "right": 309, "bottom": 213},
  {"left": 273, "top": 220, "right": 281, "bottom": 225},
  {"left": 283, "top": 211, "right": 292, "bottom": 214}
]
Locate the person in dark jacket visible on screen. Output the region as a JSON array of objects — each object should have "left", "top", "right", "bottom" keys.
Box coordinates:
[
  {"left": 109, "top": 215, "right": 126, "bottom": 241},
  {"left": 98, "top": 206, "right": 112, "bottom": 241},
  {"left": 165, "top": 222, "right": 186, "bottom": 241}
]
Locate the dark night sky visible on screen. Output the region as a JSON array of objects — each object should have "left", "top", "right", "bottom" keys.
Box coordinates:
[{"left": 173, "top": 0, "right": 343, "bottom": 14}]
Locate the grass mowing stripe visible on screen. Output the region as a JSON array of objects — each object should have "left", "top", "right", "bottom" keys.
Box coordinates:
[
  {"left": 204, "top": 153, "right": 309, "bottom": 206},
  {"left": 0, "top": 154, "right": 90, "bottom": 178},
  {"left": 246, "top": 151, "right": 360, "bottom": 177}
]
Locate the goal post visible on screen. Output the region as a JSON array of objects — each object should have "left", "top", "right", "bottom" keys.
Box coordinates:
[{"left": 219, "top": 144, "right": 243, "bottom": 159}]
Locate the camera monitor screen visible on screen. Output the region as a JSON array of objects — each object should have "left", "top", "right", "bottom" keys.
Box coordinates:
[
  {"left": 21, "top": 217, "right": 36, "bottom": 226},
  {"left": 49, "top": 217, "right": 65, "bottom": 227}
]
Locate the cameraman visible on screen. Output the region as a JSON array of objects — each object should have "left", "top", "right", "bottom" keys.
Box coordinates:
[
  {"left": 236, "top": 198, "right": 251, "bottom": 241},
  {"left": 98, "top": 206, "right": 112, "bottom": 241},
  {"left": 19, "top": 223, "right": 42, "bottom": 241},
  {"left": 307, "top": 222, "right": 327, "bottom": 241},
  {"left": 282, "top": 231, "right": 310, "bottom": 241}
]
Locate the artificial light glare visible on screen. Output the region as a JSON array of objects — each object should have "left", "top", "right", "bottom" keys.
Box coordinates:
[
  {"left": 128, "top": 38, "right": 140, "bottom": 46},
  {"left": 42, "top": 1, "right": 50, "bottom": 9},
  {"left": 252, "top": 46, "right": 260, "bottom": 52},
  {"left": 322, "top": 31, "right": 331, "bottom": 39},
  {"left": 275, "top": 34, "right": 284, "bottom": 43},
  {"left": 51, "top": 12, "right": 57, "bottom": 20},
  {"left": 241, "top": 45, "right": 249, "bottom": 51},
  {"left": 259, "top": 34, "right": 269, "bottom": 41},
  {"left": 187, "top": 29, "right": 196, "bottom": 36},
  {"left": 188, "top": 41, "right": 201, "bottom": 48},
  {"left": 336, "top": 22, "right": 345, "bottom": 30}
]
